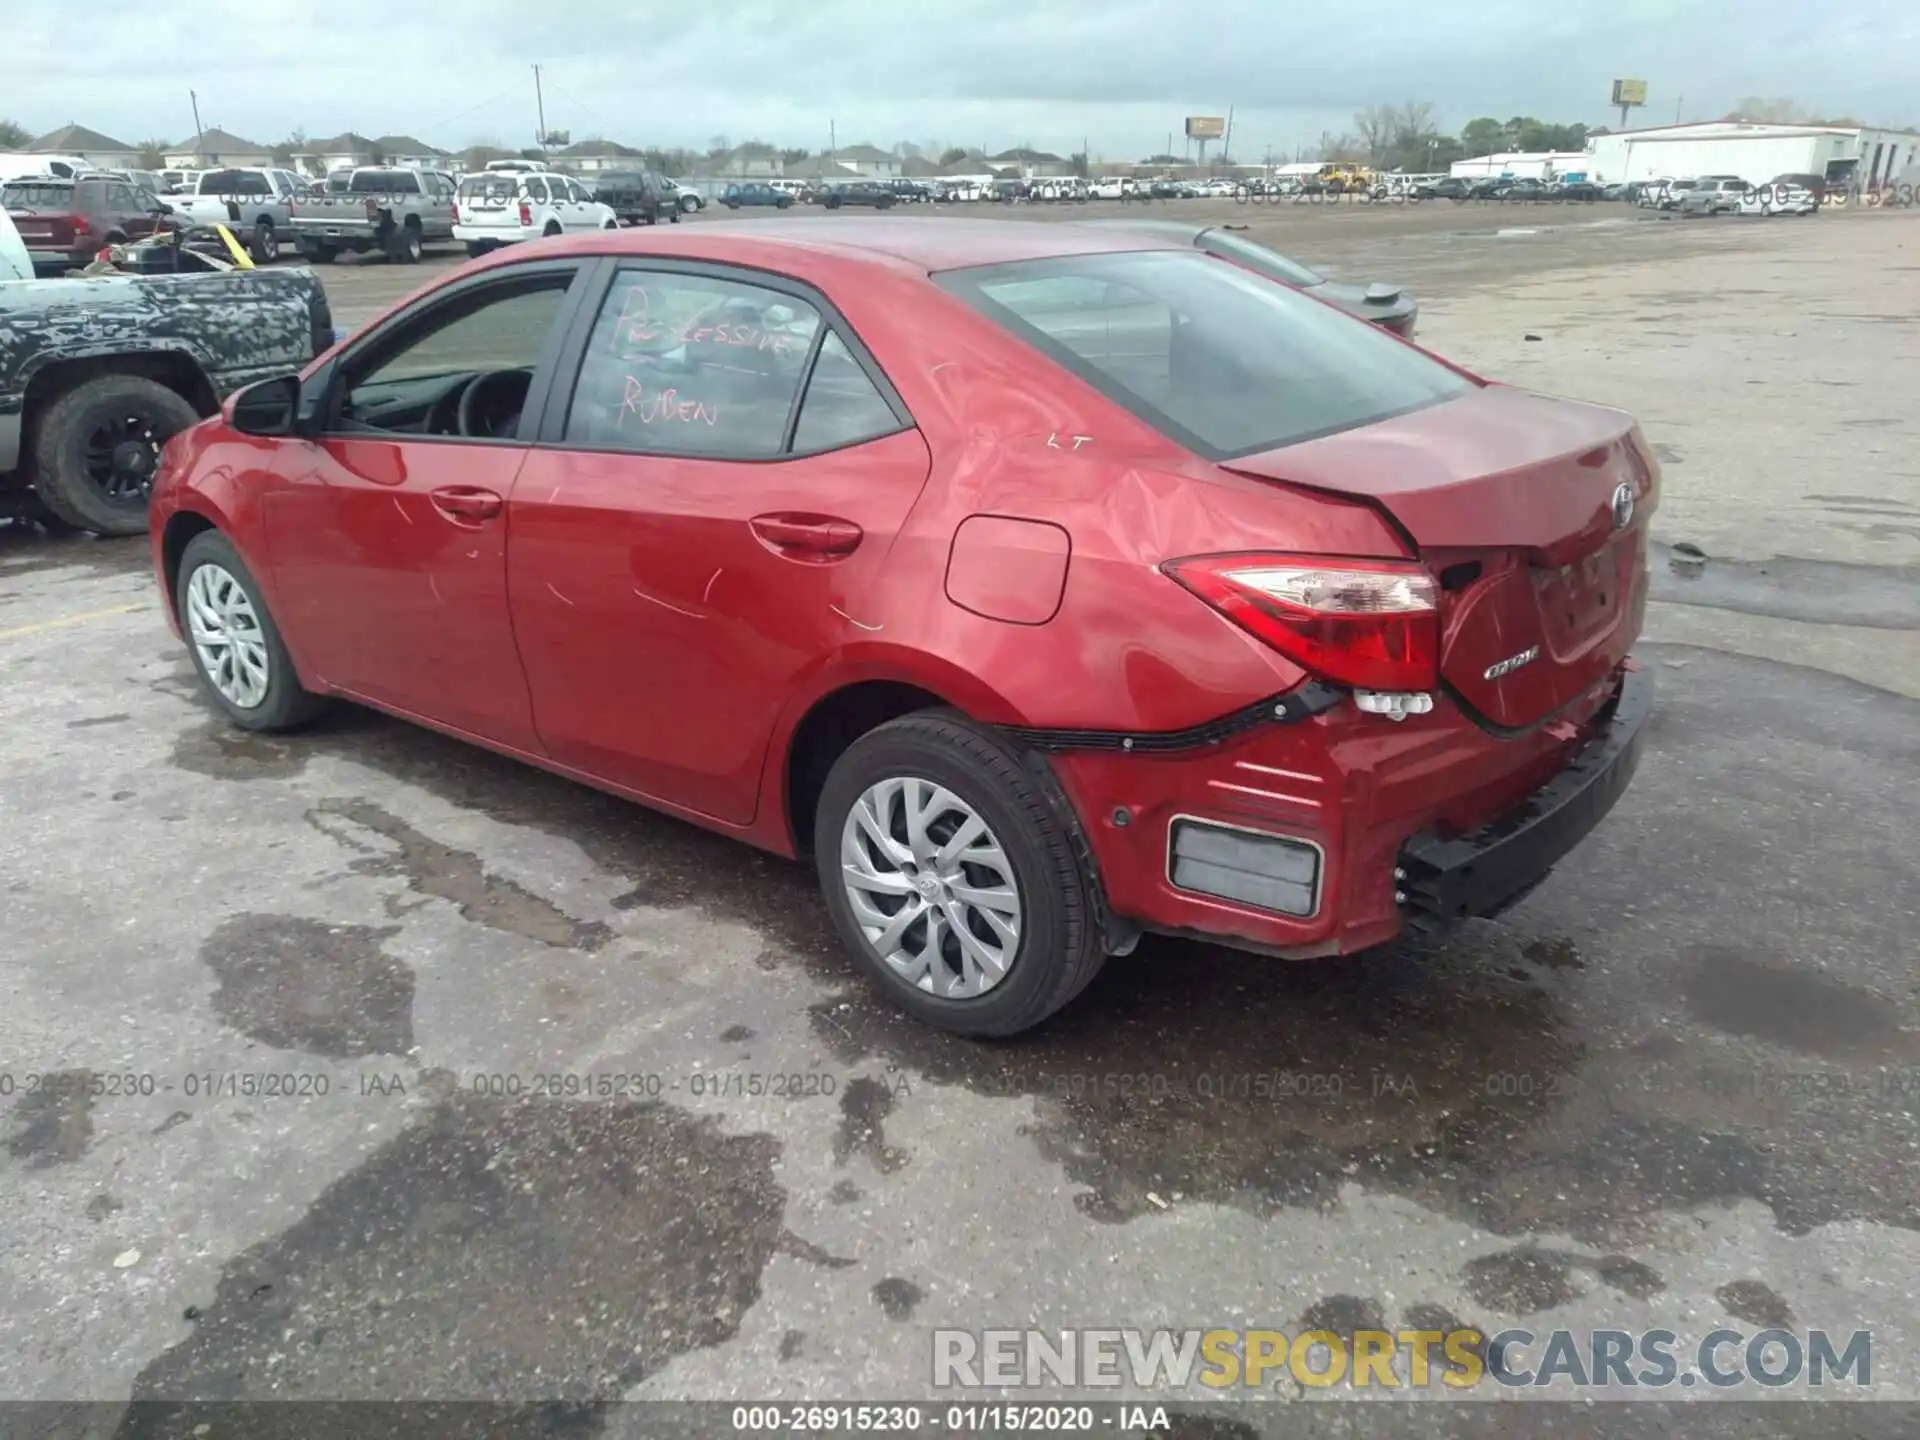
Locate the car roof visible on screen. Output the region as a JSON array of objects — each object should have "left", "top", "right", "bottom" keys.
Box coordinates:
[{"left": 580, "top": 217, "right": 1190, "bottom": 273}]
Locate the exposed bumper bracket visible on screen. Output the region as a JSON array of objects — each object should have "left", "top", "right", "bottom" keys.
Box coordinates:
[{"left": 1397, "top": 667, "right": 1652, "bottom": 927}]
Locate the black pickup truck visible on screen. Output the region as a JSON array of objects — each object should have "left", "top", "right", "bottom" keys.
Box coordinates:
[{"left": 1, "top": 268, "right": 331, "bottom": 535}]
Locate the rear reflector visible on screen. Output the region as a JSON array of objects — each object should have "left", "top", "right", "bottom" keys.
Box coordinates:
[{"left": 1168, "top": 818, "right": 1321, "bottom": 917}]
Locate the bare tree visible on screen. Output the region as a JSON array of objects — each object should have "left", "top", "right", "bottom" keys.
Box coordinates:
[{"left": 1354, "top": 106, "right": 1392, "bottom": 165}]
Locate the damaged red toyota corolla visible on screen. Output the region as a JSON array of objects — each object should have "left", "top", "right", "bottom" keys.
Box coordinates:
[{"left": 149, "top": 218, "right": 1653, "bottom": 1035}]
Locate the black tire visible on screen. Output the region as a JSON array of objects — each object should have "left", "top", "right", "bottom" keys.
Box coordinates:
[
  {"left": 679, "top": 193, "right": 699, "bottom": 213},
  {"left": 175, "top": 530, "right": 326, "bottom": 732},
  {"left": 825, "top": 196, "right": 842, "bottom": 210},
  {"left": 390, "top": 222, "right": 423, "bottom": 264},
  {"left": 724, "top": 200, "right": 740, "bottom": 210},
  {"left": 250, "top": 219, "right": 278, "bottom": 263},
  {"left": 543, "top": 221, "right": 561, "bottom": 238},
  {"left": 813, "top": 712, "right": 1105, "bottom": 1036},
  {"left": 669, "top": 209, "right": 680, "bottom": 223},
  {"left": 465, "top": 241, "right": 492, "bottom": 258},
  {"left": 303, "top": 242, "right": 337, "bottom": 264},
  {"left": 30, "top": 375, "right": 200, "bottom": 536}
]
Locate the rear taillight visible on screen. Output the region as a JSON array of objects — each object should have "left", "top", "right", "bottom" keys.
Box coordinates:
[
  {"left": 451, "top": 201, "right": 460, "bottom": 223},
  {"left": 518, "top": 200, "right": 532, "bottom": 226},
  {"left": 71, "top": 212, "right": 92, "bottom": 236},
  {"left": 1163, "top": 554, "right": 1439, "bottom": 692}
]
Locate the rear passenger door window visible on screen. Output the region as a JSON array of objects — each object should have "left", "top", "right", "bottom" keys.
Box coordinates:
[{"left": 564, "top": 270, "right": 823, "bottom": 457}]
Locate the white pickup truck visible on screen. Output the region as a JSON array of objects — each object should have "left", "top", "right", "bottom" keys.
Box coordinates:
[
  {"left": 287, "top": 167, "right": 458, "bottom": 264},
  {"left": 164, "top": 167, "right": 308, "bottom": 262}
]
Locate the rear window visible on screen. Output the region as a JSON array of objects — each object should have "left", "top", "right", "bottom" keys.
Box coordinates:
[
  {"left": 937, "top": 250, "right": 1469, "bottom": 460},
  {"left": 4, "top": 182, "right": 75, "bottom": 209},
  {"left": 199, "top": 169, "right": 271, "bottom": 195},
  {"left": 350, "top": 171, "right": 421, "bottom": 194},
  {"left": 457, "top": 175, "right": 517, "bottom": 202},
  {"left": 1193, "top": 229, "right": 1323, "bottom": 288}
]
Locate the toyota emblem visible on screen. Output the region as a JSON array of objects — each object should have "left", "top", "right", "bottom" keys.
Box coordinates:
[{"left": 1610, "top": 482, "right": 1635, "bottom": 531}]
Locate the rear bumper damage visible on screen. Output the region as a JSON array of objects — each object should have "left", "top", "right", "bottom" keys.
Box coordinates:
[{"left": 1047, "top": 663, "right": 1648, "bottom": 959}]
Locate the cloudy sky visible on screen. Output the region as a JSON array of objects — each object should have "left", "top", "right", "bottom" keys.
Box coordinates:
[{"left": 11, "top": 0, "right": 1916, "bottom": 158}]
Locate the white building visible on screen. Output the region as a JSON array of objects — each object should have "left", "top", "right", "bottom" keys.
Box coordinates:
[
  {"left": 164, "top": 129, "right": 273, "bottom": 169},
  {"left": 1583, "top": 120, "right": 1920, "bottom": 188},
  {"left": 1450, "top": 151, "right": 1589, "bottom": 181}
]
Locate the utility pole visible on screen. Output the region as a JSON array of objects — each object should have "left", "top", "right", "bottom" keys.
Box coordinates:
[
  {"left": 1223, "top": 105, "right": 1234, "bottom": 171},
  {"left": 829, "top": 119, "right": 836, "bottom": 163},
  {"left": 533, "top": 64, "right": 548, "bottom": 151},
  {"left": 1675, "top": 95, "right": 1683, "bottom": 124},
  {"left": 189, "top": 90, "right": 205, "bottom": 160}
]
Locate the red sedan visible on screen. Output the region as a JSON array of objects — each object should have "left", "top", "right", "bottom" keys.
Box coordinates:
[{"left": 150, "top": 218, "right": 1653, "bottom": 1035}]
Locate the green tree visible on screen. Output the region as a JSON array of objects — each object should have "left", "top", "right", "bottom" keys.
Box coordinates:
[
  {"left": 0, "top": 118, "right": 30, "bottom": 149},
  {"left": 779, "top": 147, "right": 811, "bottom": 165},
  {"left": 939, "top": 146, "right": 971, "bottom": 166},
  {"left": 135, "top": 138, "right": 168, "bottom": 170},
  {"left": 1461, "top": 116, "right": 1504, "bottom": 156},
  {"left": 1069, "top": 151, "right": 1089, "bottom": 177}
]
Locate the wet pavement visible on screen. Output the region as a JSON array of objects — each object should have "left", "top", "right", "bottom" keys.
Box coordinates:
[{"left": 1, "top": 208, "right": 1917, "bottom": 1432}]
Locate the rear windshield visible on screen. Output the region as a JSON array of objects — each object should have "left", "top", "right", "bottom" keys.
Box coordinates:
[
  {"left": 198, "top": 169, "right": 271, "bottom": 195},
  {"left": 350, "top": 171, "right": 421, "bottom": 194},
  {"left": 937, "top": 250, "right": 1469, "bottom": 459},
  {"left": 457, "top": 175, "right": 518, "bottom": 201},
  {"left": 1195, "top": 229, "right": 1323, "bottom": 288},
  {"left": 3, "top": 182, "right": 74, "bottom": 209}
]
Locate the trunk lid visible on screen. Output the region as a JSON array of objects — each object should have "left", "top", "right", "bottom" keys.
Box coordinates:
[{"left": 1221, "top": 384, "right": 1656, "bottom": 729}]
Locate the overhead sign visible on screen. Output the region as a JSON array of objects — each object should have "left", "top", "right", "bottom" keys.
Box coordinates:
[
  {"left": 1185, "top": 116, "right": 1226, "bottom": 140},
  {"left": 1610, "top": 79, "right": 1648, "bottom": 107}
]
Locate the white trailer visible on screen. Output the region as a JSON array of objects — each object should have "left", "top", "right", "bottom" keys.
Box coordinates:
[{"left": 1449, "top": 151, "right": 1587, "bottom": 181}]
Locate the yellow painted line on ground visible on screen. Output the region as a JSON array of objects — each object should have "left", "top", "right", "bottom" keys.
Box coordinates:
[{"left": 0, "top": 602, "right": 152, "bottom": 641}]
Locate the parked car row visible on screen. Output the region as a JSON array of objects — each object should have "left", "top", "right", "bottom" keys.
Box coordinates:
[{"left": 1633, "top": 175, "right": 1823, "bottom": 215}]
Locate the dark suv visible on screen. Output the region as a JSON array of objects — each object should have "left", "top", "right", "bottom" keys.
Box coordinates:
[
  {"left": 2, "top": 175, "right": 173, "bottom": 272},
  {"left": 590, "top": 171, "right": 676, "bottom": 226},
  {"left": 820, "top": 181, "right": 896, "bottom": 210},
  {"left": 720, "top": 181, "right": 793, "bottom": 210}
]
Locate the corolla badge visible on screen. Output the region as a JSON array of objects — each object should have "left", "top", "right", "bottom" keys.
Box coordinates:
[
  {"left": 1484, "top": 646, "right": 1541, "bottom": 681},
  {"left": 1611, "top": 481, "right": 1635, "bottom": 531}
]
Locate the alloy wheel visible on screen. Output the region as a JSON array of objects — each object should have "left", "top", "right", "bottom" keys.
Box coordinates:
[
  {"left": 839, "top": 776, "right": 1022, "bottom": 998},
  {"left": 82, "top": 410, "right": 167, "bottom": 503},
  {"left": 185, "top": 562, "right": 271, "bottom": 708}
]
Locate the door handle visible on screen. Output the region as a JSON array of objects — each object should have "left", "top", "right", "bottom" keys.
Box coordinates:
[
  {"left": 430, "top": 486, "right": 503, "bottom": 521},
  {"left": 749, "top": 513, "right": 863, "bottom": 560}
]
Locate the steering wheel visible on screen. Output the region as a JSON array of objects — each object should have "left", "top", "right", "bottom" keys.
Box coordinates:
[{"left": 457, "top": 369, "right": 533, "bottom": 439}]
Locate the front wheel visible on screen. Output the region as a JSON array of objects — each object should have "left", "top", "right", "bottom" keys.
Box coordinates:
[
  {"left": 814, "top": 712, "right": 1105, "bottom": 1036},
  {"left": 176, "top": 529, "right": 327, "bottom": 731},
  {"left": 389, "top": 223, "right": 424, "bottom": 263},
  {"left": 679, "top": 194, "right": 699, "bottom": 213},
  {"left": 251, "top": 220, "right": 278, "bottom": 263}
]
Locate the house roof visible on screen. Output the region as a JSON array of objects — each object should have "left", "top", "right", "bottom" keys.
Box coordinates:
[
  {"left": 901, "top": 156, "right": 941, "bottom": 177},
  {"left": 990, "top": 147, "right": 1062, "bottom": 163},
  {"left": 374, "top": 134, "right": 445, "bottom": 155},
  {"left": 560, "top": 139, "right": 640, "bottom": 157},
  {"left": 830, "top": 144, "right": 893, "bottom": 163},
  {"left": 307, "top": 132, "right": 378, "bottom": 156},
  {"left": 31, "top": 123, "right": 136, "bottom": 153},
  {"left": 178, "top": 128, "right": 266, "bottom": 155}
]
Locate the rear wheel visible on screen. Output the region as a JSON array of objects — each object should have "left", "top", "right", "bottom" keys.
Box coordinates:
[
  {"left": 251, "top": 219, "right": 278, "bottom": 263},
  {"left": 30, "top": 375, "right": 200, "bottom": 536},
  {"left": 465, "top": 241, "right": 492, "bottom": 258},
  {"left": 389, "top": 222, "right": 423, "bottom": 263},
  {"left": 176, "top": 530, "right": 326, "bottom": 731},
  {"left": 814, "top": 712, "right": 1104, "bottom": 1036},
  {"left": 301, "top": 241, "right": 337, "bottom": 264},
  {"left": 543, "top": 221, "right": 561, "bottom": 237}
]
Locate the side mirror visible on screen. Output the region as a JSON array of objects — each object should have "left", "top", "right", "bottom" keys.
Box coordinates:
[{"left": 229, "top": 375, "right": 301, "bottom": 436}]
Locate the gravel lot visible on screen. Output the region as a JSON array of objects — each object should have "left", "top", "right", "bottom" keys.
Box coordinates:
[{"left": 3, "top": 200, "right": 1918, "bottom": 1434}]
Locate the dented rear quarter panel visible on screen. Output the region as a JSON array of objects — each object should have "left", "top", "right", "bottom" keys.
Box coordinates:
[{"left": 0, "top": 268, "right": 322, "bottom": 475}]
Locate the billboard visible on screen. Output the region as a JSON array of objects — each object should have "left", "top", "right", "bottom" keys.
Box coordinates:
[
  {"left": 1610, "top": 79, "right": 1648, "bottom": 107},
  {"left": 1184, "top": 116, "right": 1226, "bottom": 140}
]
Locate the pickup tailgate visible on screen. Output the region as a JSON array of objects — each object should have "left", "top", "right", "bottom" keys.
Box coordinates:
[{"left": 1221, "top": 385, "right": 1657, "bottom": 729}]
